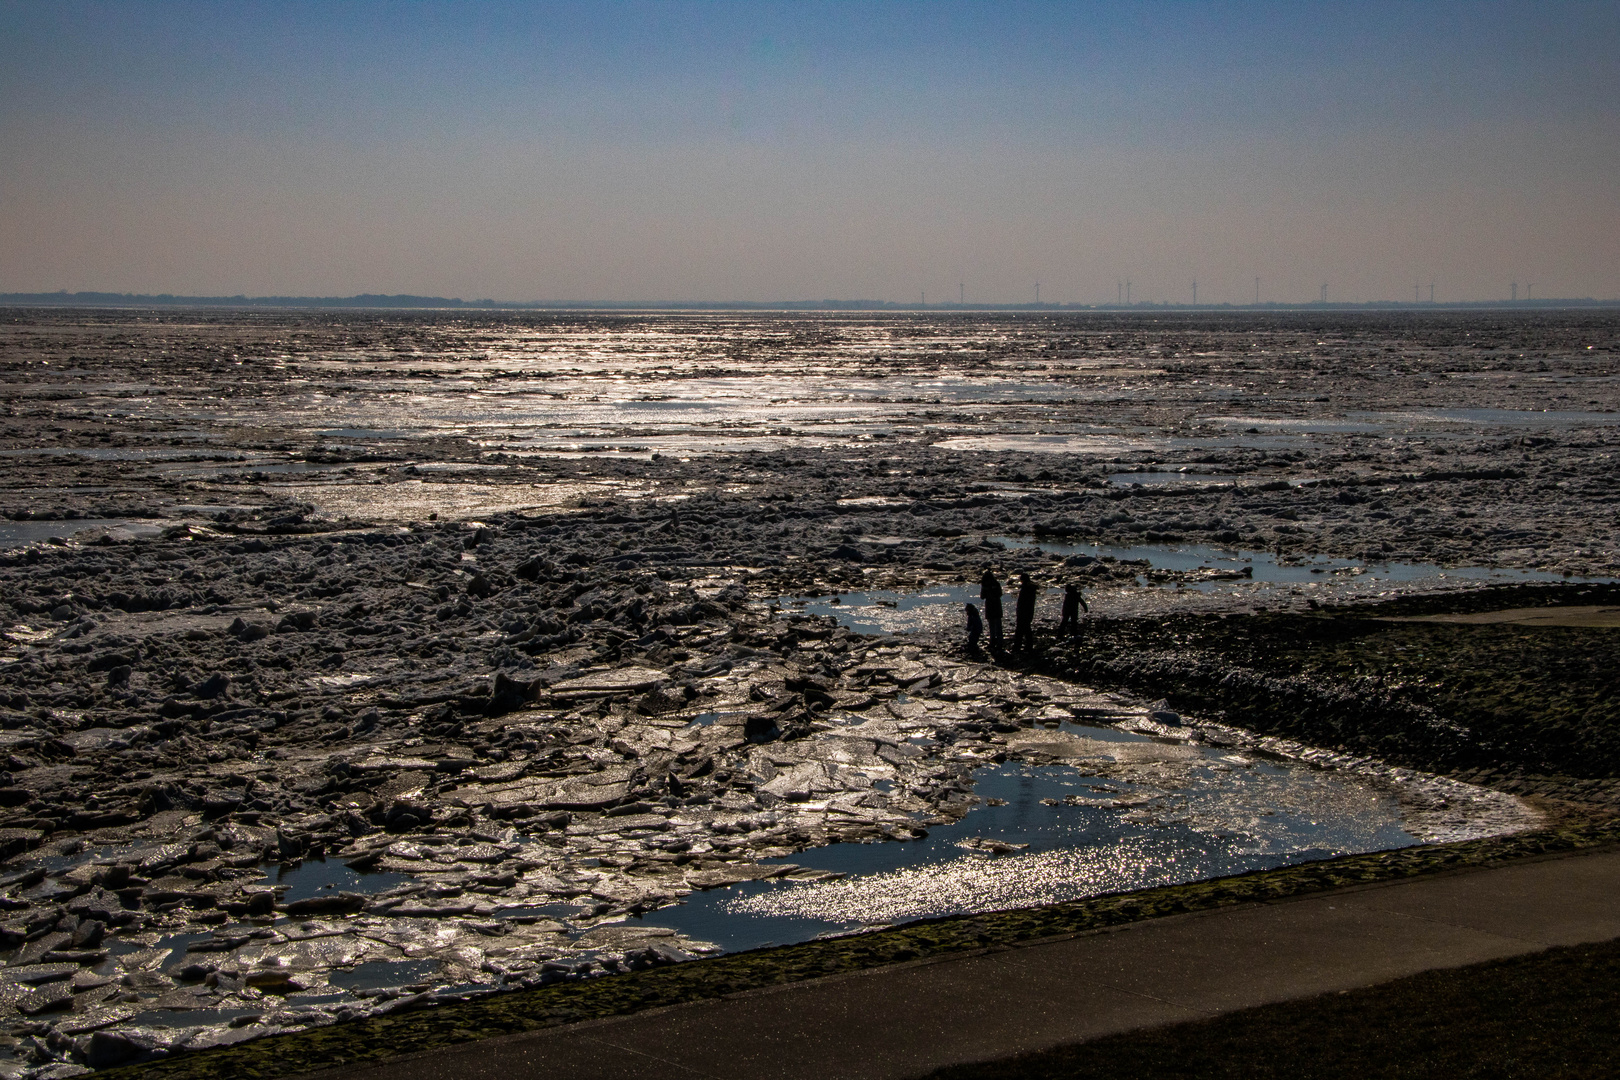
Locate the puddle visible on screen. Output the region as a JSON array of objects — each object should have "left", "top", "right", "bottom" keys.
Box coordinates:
[
  {"left": 1207, "top": 410, "right": 1620, "bottom": 437},
  {"left": 931, "top": 408, "right": 1620, "bottom": 457},
  {"left": 1108, "top": 472, "right": 1243, "bottom": 487},
  {"left": 789, "top": 585, "right": 983, "bottom": 635},
  {"left": 168, "top": 504, "right": 262, "bottom": 515},
  {"left": 1208, "top": 417, "right": 1391, "bottom": 435},
  {"left": 631, "top": 717, "right": 1518, "bottom": 951},
  {"left": 932, "top": 435, "right": 1160, "bottom": 453},
  {"left": 126, "top": 1007, "right": 266, "bottom": 1029},
  {"left": 0, "top": 448, "right": 253, "bottom": 461},
  {"left": 260, "top": 479, "right": 655, "bottom": 522},
  {"left": 315, "top": 429, "right": 413, "bottom": 440},
  {"left": 0, "top": 520, "right": 162, "bottom": 547},
  {"left": 183, "top": 462, "right": 350, "bottom": 476},
  {"left": 328, "top": 959, "right": 441, "bottom": 990},
  {"left": 1363, "top": 408, "right": 1620, "bottom": 428},
  {"left": 264, "top": 859, "right": 414, "bottom": 904},
  {"left": 1104, "top": 471, "right": 1324, "bottom": 489}
]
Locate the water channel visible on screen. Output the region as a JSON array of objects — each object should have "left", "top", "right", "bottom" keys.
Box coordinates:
[{"left": 784, "top": 536, "right": 1609, "bottom": 636}]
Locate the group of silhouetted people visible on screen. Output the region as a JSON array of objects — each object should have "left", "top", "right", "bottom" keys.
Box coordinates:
[{"left": 966, "top": 568, "right": 1087, "bottom": 657}]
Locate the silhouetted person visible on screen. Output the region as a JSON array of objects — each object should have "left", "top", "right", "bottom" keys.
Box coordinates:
[
  {"left": 964, "top": 602, "right": 983, "bottom": 653},
  {"left": 1014, "top": 572, "right": 1038, "bottom": 651},
  {"left": 1058, "top": 583, "right": 1089, "bottom": 636},
  {"left": 979, "top": 570, "right": 1003, "bottom": 650}
]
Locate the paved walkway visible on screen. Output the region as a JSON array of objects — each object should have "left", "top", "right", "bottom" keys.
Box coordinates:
[{"left": 301, "top": 848, "right": 1620, "bottom": 1080}]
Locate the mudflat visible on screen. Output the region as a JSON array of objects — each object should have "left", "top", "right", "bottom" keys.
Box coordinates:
[{"left": 0, "top": 308, "right": 1616, "bottom": 1075}]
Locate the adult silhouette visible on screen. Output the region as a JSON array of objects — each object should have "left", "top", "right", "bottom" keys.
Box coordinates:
[
  {"left": 979, "top": 569, "right": 1003, "bottom": 650},
  {"left": 1014, "top": 572, "right": 1038, "bottom": 651}
]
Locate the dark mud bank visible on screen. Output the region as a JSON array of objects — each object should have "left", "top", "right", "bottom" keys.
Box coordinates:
[{"left": 1037, "top": 581, "right": 1620, "bottom": 807}]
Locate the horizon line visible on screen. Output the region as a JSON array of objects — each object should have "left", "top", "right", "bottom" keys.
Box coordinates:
[{"left": 2, "top": 290, "right": 1617, "bottom": 313}]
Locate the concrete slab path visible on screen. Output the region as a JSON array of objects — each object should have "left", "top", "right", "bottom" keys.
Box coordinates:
[{"left": 299, "top": 847, "right": 1620, "bottom": 1080}]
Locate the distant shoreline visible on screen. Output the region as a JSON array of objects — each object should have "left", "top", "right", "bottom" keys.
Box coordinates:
[{"left": 2, "top": 291, "right": 1617, "bottom": 313}]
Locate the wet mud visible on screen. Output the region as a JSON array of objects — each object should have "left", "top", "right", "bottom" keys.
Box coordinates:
[{"left": 0, "top": 308, "right": 1614, "bottom": 1074}]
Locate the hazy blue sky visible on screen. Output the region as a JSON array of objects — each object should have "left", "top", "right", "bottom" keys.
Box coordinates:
[{"left": 2, "top": 1, "right": 1616, "bottom": 303}]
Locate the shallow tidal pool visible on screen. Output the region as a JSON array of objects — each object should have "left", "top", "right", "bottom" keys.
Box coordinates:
[{"left": 630, "top": 717, "right": 1531, "bottom": 953}]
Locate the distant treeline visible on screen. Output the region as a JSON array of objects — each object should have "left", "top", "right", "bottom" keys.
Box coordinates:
[
  {"left": 1, "top": 291, "right": 1617, "bottom": 312},
  {"left": 0, "top": 292, "right": 505, "bottom": 309}
]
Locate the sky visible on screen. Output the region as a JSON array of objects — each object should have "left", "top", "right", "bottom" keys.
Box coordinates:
[{"left": 1, "top": 0, "right": 1617, "bottom": 304}]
